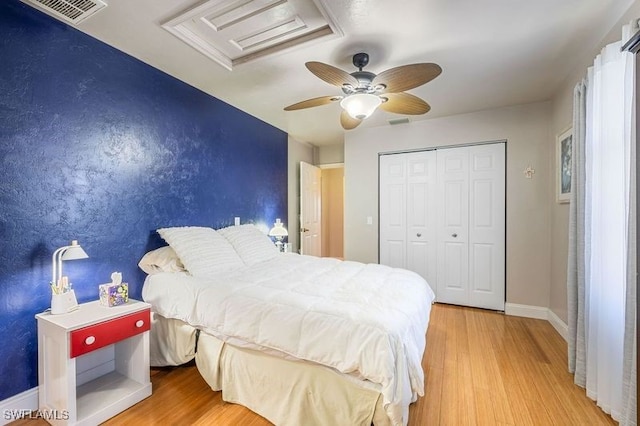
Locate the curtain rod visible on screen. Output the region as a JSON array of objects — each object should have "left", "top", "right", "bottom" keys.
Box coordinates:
[{"left": 622, "top": 29, "right": 640, "bottom": 53}]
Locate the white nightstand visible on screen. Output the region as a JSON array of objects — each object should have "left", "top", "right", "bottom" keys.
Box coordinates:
[{"left": 36, "top": 299, "right": 152, "bottom": 425}]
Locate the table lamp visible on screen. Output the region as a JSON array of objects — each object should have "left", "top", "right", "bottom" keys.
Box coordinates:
[
  {"left": 268, "top": 219, "right": 288, "bottom": 252},
  {"left": 50, "top": 240, "right": 88, "bottom": 314}
]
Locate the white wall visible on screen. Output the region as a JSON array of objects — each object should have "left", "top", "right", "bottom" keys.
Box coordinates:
[
  {"left": 548, "top": 1, "right": 640, "bottom": 323},
  {"left": 288, "top": 136, "right": 315, "bottom": 254},
  {"left": 345, "top": 102, "right": 552, "bottom": 307},
  {"left": 318, "top": 143, "right": 344, "bottom": 164}
]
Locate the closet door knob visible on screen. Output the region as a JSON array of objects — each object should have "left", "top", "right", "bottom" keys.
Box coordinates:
[
  {"left": 452, "top": 233, "right": 458, "bottom": 238},
  {"left": 416, "top": 233, "right": 422, "bottom": 237}
]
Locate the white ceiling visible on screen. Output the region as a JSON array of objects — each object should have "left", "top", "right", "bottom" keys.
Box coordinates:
[{"left": 61, "top": 0, "right": 635, "bottom": 146}]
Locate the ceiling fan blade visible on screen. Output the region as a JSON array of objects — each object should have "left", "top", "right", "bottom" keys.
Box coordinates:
[
  {"left": 284, "top": 95, "right": 341, "bottom": 111},
  {"left": 372, "top": 63, "right": 442, "bottom": 93},
  {"left": 340, "top": 110, "right": 362, "bottom": 130},
  {"left": 379, "top": 92, "right": 431, "bottom": 115},
  {"left": 306, "top": 62, "right": 359, "bottom": 88}
]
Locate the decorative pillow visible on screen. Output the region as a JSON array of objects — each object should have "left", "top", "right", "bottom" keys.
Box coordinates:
[
  {"left": 217, "top": 224, "right": 279, "bottom": 266},
  {"left": 156, "top": 226, "right": 244, "bottom": 277},
  {"left": 138, "top": 246, "right": 186, "bottom": 275}
]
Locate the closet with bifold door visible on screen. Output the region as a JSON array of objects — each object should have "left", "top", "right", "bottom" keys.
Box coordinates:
[{"left": 379, "top": 142, "right": 505, "bottom": 311}]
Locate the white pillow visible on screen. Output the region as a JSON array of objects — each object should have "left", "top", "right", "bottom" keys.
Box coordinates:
[
  {"left": 156, "top": 226, "right": 244, "bottom": 276},
  {"left": 138, "top": 246, "right": 185, "bottom": 275},
  {"left": 217, "top": 224, "right": 279, "bottom": 266}
]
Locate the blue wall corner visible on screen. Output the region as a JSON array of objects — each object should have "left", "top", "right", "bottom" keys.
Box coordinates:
[{"left": 0, "top": 0, "right": 287, "bottom": 399}]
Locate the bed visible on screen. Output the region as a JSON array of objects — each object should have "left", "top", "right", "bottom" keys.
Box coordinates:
[{"left": 140, "top": 225, "right": 435, "bottom": 426}]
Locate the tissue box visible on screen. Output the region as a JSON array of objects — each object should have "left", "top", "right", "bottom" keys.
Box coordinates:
[{"left": 99, "top": 283, "right": 129, "bottom": 307}]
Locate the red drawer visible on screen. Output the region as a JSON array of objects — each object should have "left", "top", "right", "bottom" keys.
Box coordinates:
[{"left": 70, "top": 309, "right": 150, "bottom": 358}]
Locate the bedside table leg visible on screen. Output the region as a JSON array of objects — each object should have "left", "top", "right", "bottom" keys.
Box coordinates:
[{"left": 38, "top": 321, "right": 76, "bottom": 425}]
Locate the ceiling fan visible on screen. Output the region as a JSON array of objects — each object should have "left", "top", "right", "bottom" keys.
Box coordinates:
[{"left": 284, "top": 53, "right": 442, "bottom": 130}]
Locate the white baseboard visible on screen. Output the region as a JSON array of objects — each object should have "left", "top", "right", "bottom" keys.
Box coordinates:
[
  {"left": 547, "top": 309, "right": 569, "bottom": 341},
  {"left": 505, "top": 303, "right": 569, "bottom": 342},
  {"left": 504, "top": 302, "right": 548, "bottom": 319},
  {"left": 0, "top": 387, "right": 38, "bottom": 425}
]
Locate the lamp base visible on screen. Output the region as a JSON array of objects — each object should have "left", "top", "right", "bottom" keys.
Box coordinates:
[{"left": 51, "top": 290, "right": 79, "bottom": 315}]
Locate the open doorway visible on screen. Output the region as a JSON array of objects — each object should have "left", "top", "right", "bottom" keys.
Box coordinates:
[{"left": 320, "top": 164, "right": 344, "bottom": 259}]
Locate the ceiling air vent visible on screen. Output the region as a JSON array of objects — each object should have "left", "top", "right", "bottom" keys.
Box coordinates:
[
  {"left": 22, "top": 0, "right": 107, "bottom": 25},
  {"left": 389, "top": 118, "right": 410, "bottom": 126}
]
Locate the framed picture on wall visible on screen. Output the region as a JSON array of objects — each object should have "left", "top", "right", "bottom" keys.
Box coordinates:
[{"left": 556, "top": 127, "right": 572, "bottom": 203}]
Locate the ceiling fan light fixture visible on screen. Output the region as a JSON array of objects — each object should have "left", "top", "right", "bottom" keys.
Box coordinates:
[
  {"left": 284, "top": 54, "right": 441, "bottom": 130},
  {"left": 340, "top": 93, "right": 382, "bottom": 120}
]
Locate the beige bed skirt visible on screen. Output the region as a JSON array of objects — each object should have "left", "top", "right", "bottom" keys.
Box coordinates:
[{"left": 150, "top": 313, "right": 391, "bottom": 426}]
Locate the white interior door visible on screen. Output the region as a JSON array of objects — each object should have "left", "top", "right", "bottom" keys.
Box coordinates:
[
  {"left": 300, "top": 161, "right": 321, "bottom": 256},
  {"left": 436, "top": 143, "right": 505, "bottom": 310},
  {"left": 468, "top": 144, "right": 505, "bottom": 309},
  {"left": 380, "top": 151, "right": 437, "bottom": 294},
  {"left": 436, "top": 147, "right": 470, "bottom": 306},
  {"left": 380, "top": 143, "right": 505, "bottom": 310},
  {"left": 406, "top": 152, "right": 437, "bottom": 293},
  {"left": 379, "top": 154, "right": 408, "bottom": 268}
]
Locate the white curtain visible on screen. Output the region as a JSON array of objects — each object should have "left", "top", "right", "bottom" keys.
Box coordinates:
[
  {"left": 621, "top": 21, "right": 638, "bottom": 426},
  {"left": 567, "top": 21, "right": 637, "bottom": 425},
  {"left": 568, "top": 78, "right": 587, "bottom": 380}
]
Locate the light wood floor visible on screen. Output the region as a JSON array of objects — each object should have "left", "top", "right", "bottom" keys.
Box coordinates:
[{"left": 12, "top": 303, "right": 614, "bottom": 425}]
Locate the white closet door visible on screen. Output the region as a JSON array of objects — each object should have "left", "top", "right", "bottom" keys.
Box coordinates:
[
  {"left": 380, "top": 144, "right": 504, "bottom": 310},
  {"left": 406, "top": 152, "right": 437, "bottom": 293},
  {"left": 436, "top": 143, "right": 505, "bottom": 310},
  {"left": 379, "top": 154, "right": 407, "bottom": 268},
  {"left": 436, "top": 147, "right": 470, "bottom": 306},
  {"left": 380, "top": 151, "right": 437, "bottom": 293},
  {"left": 468, "top": 144, "right": 505, "bottom": 310}
]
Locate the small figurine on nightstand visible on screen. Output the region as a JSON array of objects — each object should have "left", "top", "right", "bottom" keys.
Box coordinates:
[{"left": 99, "top": 272, "right": 129, "bottom": 307}]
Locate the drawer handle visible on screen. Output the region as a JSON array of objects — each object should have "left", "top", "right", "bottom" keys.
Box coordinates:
[
  {"left": 135, "top": 320, "right": 145, "bottom": 328},
  {"left": 85, "top": 336, "right": 96, "bottom": 345}
]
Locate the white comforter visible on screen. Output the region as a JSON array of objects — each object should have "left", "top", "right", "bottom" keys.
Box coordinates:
[{"left": 142, "top": 253, "right": 435, "bottom": 425}]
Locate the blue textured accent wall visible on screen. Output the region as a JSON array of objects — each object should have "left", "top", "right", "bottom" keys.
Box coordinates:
[{"left": 0, "top": 0, "right": 287, "bottom": 400}]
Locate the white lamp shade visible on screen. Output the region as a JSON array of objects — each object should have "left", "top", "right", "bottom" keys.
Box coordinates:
[
  {"left": 340, "top": 93, "right": 382, "bottom": 119},
  {"left": 268, "top": 219, "right": 288, "bottom": 239},
  {"left": 61, "top": 241, "right": 88, "bottom": 260},
  {"left": 269, "top": 227, "right": 288, "bottom": 237},
  {"left": 52, "top": 240, "right": 89, "bottom": 287}
]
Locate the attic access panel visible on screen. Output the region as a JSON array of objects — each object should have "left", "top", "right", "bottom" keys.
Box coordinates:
[{"left": 162, "top": 0, "right": 342, "bottom": 71}]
